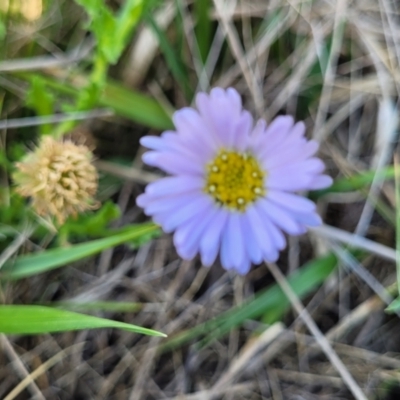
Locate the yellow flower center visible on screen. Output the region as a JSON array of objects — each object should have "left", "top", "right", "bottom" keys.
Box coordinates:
[{"left": 204, "top": 150, "right": 266, "bottom": 211}]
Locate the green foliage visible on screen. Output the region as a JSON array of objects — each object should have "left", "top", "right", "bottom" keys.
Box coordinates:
[
  {"left": 75, "top": 0, "right": 144, "bottom": 65},
  {"left": 58, "top": 200, "right": 121, "bottom": 240},
  {"left": 194, "top": 0, "right": 212, "bottom": 64},
  {"left": 55, "top": 301, "right": 142, "bottom": 313},
  {"left": 25, "top": 76, "right": 55, "bottom": 135},
  {"left": 0, "top": 305, "right": 165, "bottom": 336},
  {"left": 385, "top": 296, "right": 400, "bottom": 313},
  {"left": 102, "top": 79, "right": 173, "bottom": 129},
  {"left": 0, "top": 147, "right": 12, "bottom": 170},
  {"left": 0, "top": 194, "right": 27, "bottom": 226},
  {"left": 145, "top": 12, "right": 192, "bottom": 100},
  {"left": 0, "top": 222, "right": 159, "bottom": 280},
  {"left": 311, "top": 167, "right": 395, "bottom": 199},
  {"left": 0, "top": 19, "right": 5, "bottom": 40},
  {"left": 311, "top": 166, "right": 396, "bottom": 225},
  {"left": 18, "top": 72, "right": 173, "bottom": 130}
]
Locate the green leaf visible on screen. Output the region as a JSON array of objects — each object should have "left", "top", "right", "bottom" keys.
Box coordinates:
[
  {"left": 194, "top": 0, "right": 212, "bottom": 64},
  {"left": 386, "top": 297, "right": 400, "bottom": 313},
  {"left": 16, "top": 72, "right": 173, "bottom": 130},
  {"left": 58, "top": 200, "right": 121, "bottom": 240},
  {"left": 145, "top": 12, "right": 193, "bottom": 100},
  {"left": 25, "top": 76, "right": 55, "bottom": 135},
  {"left": 0, "top": 19, "right": 6, "bottom": 40},
  {"left": 311, "top": 167, "right": 395, "bottom": 199},
  {"left": 75, "top": 0, "right": 144, "bottom": 64},
  {"left": 0, "top": 305, "right": 165, "bottom": 336},
  {"left": 101, "top": 80, "right": 173, "bottom": 129},
  {"left": 115, "top": 0, "right": 144, "bottom": 58},
  {"left": 54, "top": 301, "right": 142, "bottom": 313},
  {"left": 0, "top": 222, "right": 159, "bottom": 280}
]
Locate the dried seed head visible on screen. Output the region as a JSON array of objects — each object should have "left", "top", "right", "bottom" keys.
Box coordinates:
[{"left": 13, "top": 136, "right": 99, "bottom": 224}]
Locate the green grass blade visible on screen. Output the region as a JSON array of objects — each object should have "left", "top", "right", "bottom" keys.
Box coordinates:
[
  {"left": 311, "top": 166, "right": 394, "bottom": 199},
  {"left": 386, "top": 297, "right": 400, "bottom": 313},
  {"left": 194, "top": 0, "right": 212, "bottom": 64},
  {"left": 0, "top": 305, "right": 165, "bottom": 336},
  {"left": 54, "top": 301, "right": 142, "bottom": 313},
  {"left": 0, "top": 223, "right": 159, "bottom": 280},
  {"left": 101, "top": 80, "right": 173, "bottom": 129},
  {"left": 145, "top": 12, "right": 193, "bottom": 100},
  {"left": 161, "top": 252, "right": 343, "bottom": 352}
]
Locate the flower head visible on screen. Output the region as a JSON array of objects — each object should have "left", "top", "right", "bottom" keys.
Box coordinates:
[
  {"left": 137, "top": 88, "right": 332, "bottom": 274},
  {"left": 13, "top": 136, "right": 98, "bottom": 224}
]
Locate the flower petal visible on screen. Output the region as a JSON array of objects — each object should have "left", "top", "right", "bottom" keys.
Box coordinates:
[
  {"left": 257, "top": 199, "right": 304, "bottom": 235},
  {"left": 240, "top": 211, "right": 264, "bottom": 264},
  {"left": 220, "top": 213, "right": 246, "bottom": 271},
  {"left": 174, "top": 202, "right": 219, "bottom": 260},
  {"left": 267, "top": 191, "right": 316, "bottom": 213},
  {"left": 146, "top": 176, "right": 203, "bottom": 197},
  {"left": 200, "top": 208, "right": 229, "bottom": 266},
  {"left": 309, "top": 175, "right": 333, "bottom": 189},
  {"left": 158, "top": 194, "right": 213, "bottom": 233}
]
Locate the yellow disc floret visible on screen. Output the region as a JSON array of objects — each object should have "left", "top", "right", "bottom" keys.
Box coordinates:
[{"left": 204, "top": 150, "right": 266, "bottom": 211}]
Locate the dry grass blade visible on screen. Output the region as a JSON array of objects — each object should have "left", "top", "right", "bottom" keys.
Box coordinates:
[
  {"left": 212, "top": 0, "right": 264, "bottom": 116},
  {"left": 210, "top": 322, "right": 285, "bottom": 395},
  {"left": 3, "top": 343, "right": 83, "bottom": 400},
  {"left": 354, "top": 98, "right": 399, "bottom": 237},
  {"left": 312, "top": 0, "right": 348, "bottom": 141},
  {"left": 0, "top": 109, "right": 113, "bottom": 130},
  {"left": 1, "top": 335, "right": 45, "bottom": 400},
  {"left": 311, "top": 224, "right": 396, "bottom": 261},
  {"left": 0, "top": 41, "right": 93, "bottom": 72},
  {"left": 265, "top": 262, "right": 368, "bottom": 400},
  {"left": 94, "top": 159, "right": 159, "bottom": 184},
  {"left": 0, "top": 224, "right": 35, "bottom": 270}
]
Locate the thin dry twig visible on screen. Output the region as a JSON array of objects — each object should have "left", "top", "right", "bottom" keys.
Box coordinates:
[
  {"left": 312, "top": 0, "right": 348, "bottom": 141},
  {"left": 212, "top": 0, "right": 265, "bottom": 117},
  {"left": 3, "top": 343, "right": 83, "bottom": 400},
  {"left": 265, "top": 262, "right": 368, "bottom": 400},
  {"left": 0, "top": 109, "right": 113, "bottom": 130},
  {"left": 311, "top": 224, "right": 396, "bottom": 261},
  {"left": 1, "top": 335, "right": 45, "bottom": 400}
]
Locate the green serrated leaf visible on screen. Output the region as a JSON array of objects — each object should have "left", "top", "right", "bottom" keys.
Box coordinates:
[
  {"left": 75, "top": 0, "right": 144, "bottom": 64},
  {"left": 0, "top": 305, "right": 165, "bottom": 336}
]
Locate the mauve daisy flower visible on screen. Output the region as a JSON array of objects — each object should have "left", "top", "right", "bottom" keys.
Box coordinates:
[{"left": 137, "top": 88, "right": 332, "bottom": 274}]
